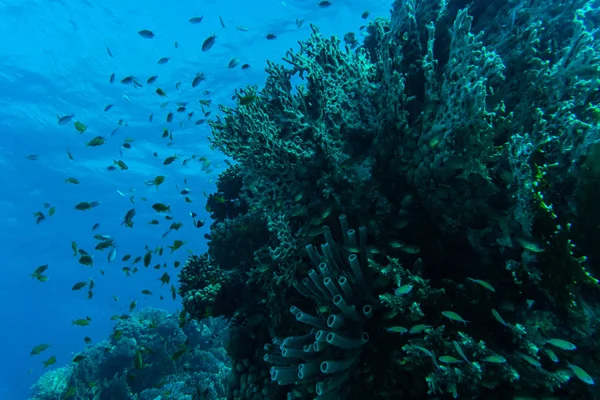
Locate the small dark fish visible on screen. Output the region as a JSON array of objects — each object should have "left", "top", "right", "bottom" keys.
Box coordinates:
[
  {"left": 25, "top": 154, "right": 39, "bottom": 160},
  {"left": 219, "top": 15, "right": 225, "bottom": 28},
  {"left": 106, "top": 46, "right": 113, "bottom": 57},
  {"left": 238, "top": 94, "right": 256, "bottom": 106},
  {"left": 143, "top": 251, "right": 152, "bottom": 267},
  {"left": 92, "top": 223, "right": 100, "bottom": 231},
  {"left": 104, "top": 104, "right": 113, "bottom": 112},
  {"left": 156, "top": 88, "right": 167, "bottom": 97},
  {"left": 157, "top": 57, "right": 170, "bottom": 65},
  {"left": 138, "top": 29, "right": 154, "bottom": 38},
  {"left": 319, "top": 0, "right": 332, "bottom": 7},
  {"left": 152, "top": 203, "right": 171, "bottom": 213},
  {"left": 72, "top": 281, "right": 87, "bottom": 291},
  {"left": 163, "top": 155, "right": 177, "bottom": 165},
  {"left": 109, "top": 73, "right": 115, "bottom": 83},
  {"left": 202, "top": 34, "right": 217, "bottom": 52},
  {"left": 57, "top": 114, "right": 75, "bottom": 125},
  {"left": 344, "top": 32, "right": 358, "bottom": 47},
  {"left": 189, "top": 16, "right": 203, "bottom": 24},
  {"left": 122, "top": 208, "right": 136, "bottom": 228},
  {"left": 192, "top": 72, "right": 205, "bottom": 88},
  {"left": 86, "top": 136, "right": 105, "bottom": 147},
  {"left": 266, "top": 33, "right": 276, "bottom": 40},
  {"left": 121, "top": 76, "right": 133, "bottom": 84},
  {"left": 147, "top": 75, "right": 157, "bottom": 84},
  {"left": 153, "top": 176, "right": 165, "bottom": 188},
  {"left": 241, "top": 63, "right": 250, "bottom": 69},
  {"left": 30, "top": 344, "right": 51, "bottom": 356},
  {"left": 74, "top": 202, "right": 93, "bottom": 211},
  {"left": 361, "top": 11, "right": 370, "bottom": 19},
  {"left": 228, "top": 58, "right": 240, "bottom": 68}
]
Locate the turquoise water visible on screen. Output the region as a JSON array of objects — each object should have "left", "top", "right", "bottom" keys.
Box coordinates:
[{"left": 0, "top": 0, "right": 390, "bottom": 398}]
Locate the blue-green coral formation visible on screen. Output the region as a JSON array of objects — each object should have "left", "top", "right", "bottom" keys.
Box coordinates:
[
  {"left": 30, "top": 308, "right": 230, "bottom": 400},
  {"left": 178, "top": 0, "right": 600, "bottom": 398}
]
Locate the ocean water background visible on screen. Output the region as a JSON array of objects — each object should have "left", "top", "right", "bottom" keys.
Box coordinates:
[{"left": 0, "top": 0, "right": 391, "bottom": 398}]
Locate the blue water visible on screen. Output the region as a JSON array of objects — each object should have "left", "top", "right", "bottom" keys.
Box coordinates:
[{"left": 0, "top": 0, "right": 390, "bottom": 398}]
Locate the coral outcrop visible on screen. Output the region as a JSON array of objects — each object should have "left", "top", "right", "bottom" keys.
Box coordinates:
[
  {"left": 177, "top": 0, "right": 600, "bottom": 398},
  {"left": 30, "top": 308, "right": 230, "bottom": 400}
]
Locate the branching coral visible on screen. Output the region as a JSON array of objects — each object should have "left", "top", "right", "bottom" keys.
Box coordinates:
[{"left": 209, "top": 25, "right": 385, "bottom": 263}]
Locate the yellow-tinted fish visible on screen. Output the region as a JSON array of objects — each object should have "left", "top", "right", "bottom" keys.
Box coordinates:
[
  {"left": 30, "top": 264, "right": 49, "bottom": 281},
  {"left": 30, "top": 344, "right": 51, "bottom": 356},
  {"left": 86, "top": 136, "right": 106, "bottom": 147},
  {"left": 442, "top": 311, "right": 469, "bottom": 325},
  {"left": 568, "top": 362, "right": 594, "bottom": 385},
  {"left": 42, "top": 356, "right": 56, "bottom": 368},
  {"left": 153, "top": 176, "right": 165, "bottom": 188},
  {"left": 467, "top": 277, "right": 495, "bottom": 292},
  {"left": 168, "top": 240, "right": 185, "bottom": 253},
  {"left": 74, "top": 121, "right": 87, "bottom": 133},
  {"left": 72, "top": 317, "right": 91, "bottom": 327}
]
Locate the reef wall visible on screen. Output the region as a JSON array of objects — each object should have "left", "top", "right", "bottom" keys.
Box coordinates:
[{"left": 179, "top": 0, "right": 600, "bottom": 398}]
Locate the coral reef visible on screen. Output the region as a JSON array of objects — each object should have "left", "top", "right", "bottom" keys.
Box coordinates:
[
  {"left": 30, "top": 308, "right": 230, "bottom": 400},
  {"left": 265, "top": 218, "right": 374, "bottom": 399},
  {"left": 177, "top": 0, "right": 600, "bottom": 398}
]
